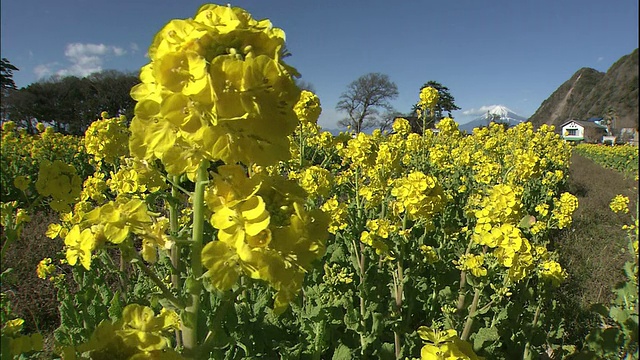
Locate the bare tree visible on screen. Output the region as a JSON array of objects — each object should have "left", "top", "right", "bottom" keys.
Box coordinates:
[{"left": 336, "top": 73, "right": 398, "bottom": 133}]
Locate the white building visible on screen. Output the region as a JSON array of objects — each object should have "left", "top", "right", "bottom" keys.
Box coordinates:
[{"left": 561, "top": 119, "right": 608, "bottom": 143}]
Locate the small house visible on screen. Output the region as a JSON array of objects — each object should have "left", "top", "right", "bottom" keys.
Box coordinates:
[{"left": 561, "top": 119, "right": 608, "bottom": 143}]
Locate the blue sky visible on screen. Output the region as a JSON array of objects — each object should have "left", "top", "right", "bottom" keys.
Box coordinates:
[{"left": 1, "top": 0, "right": 638, "bottom": 128}]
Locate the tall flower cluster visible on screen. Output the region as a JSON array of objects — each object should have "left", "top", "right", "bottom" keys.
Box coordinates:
[
  {"left": 390, "top": 171, "right": 445, "bottom": 220},
  {"left": 35, "top": 160, "right": 83, "bottom": 213},
  {"left": 418, "top": 86, "right": 439, "bottom": 112},
  {"left": 552, "top": 192, "right": 578, "bottom": 229},
  {"left": 84, "top": 112, "right": 130, "bottom": 165},
  {"left": 129, "top": 4, "right": 302, "bottom": 179},
  {"left": 294, "top": 90, "right": 322, "bottom": 124},
  {"left": 202, "top": 165, "right": 328, "bottom": 313},
  {"left": 471, "top": 184, "right": 535, "bottom": 281}
]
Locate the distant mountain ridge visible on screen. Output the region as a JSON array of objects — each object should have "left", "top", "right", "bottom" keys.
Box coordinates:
[
  {"left": 529, "top": 48, "right": 639, "bottom": 130},
  {"left": 459, "top": 105, "right": 527, "bottom": 132}
]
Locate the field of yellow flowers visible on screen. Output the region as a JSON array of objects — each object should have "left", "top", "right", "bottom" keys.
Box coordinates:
[{"left": 1, "top": 4, "right": 637, "bottom": 360}]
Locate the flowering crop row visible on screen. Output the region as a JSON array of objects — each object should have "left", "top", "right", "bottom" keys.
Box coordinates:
[
  {"left": 0, "top": 4, "right": 637, "bottom": 360},
  {"left": 574, "top": 143, "right": 639, "bottom": 179}
]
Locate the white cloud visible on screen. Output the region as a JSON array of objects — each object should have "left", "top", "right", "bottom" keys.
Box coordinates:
[
  {"left": 461, "top": 105, "right": 500, "bottom": 116},
  {"left": 130, "top": 42, "right": 140, "bottom": 53},
  {"left": 33, "top": 63, "right": 59, "bottom": 79},
  {"left": 596, "top": 56, "right": 604, "bottom": 63},
  {"left": 113, "top": 47, "right": 126, "bottom": 56},
  {"left": 53, "top": 43, "right": 126, "bottom": 77}
]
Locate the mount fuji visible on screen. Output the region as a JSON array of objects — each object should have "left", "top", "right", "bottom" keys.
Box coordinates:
[{"left": 458, "top": 105, "right": 528, "bottom": 132}]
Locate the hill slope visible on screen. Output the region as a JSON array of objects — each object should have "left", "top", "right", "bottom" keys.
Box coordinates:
[{"left": 529, "top": 48, "right": 638, "bottom": 130}]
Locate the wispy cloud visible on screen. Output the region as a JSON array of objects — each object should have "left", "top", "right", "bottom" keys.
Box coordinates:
[
  {"left": 34, "top": 43, "right": 127, "bottom": 79},
  {"left": 130, "top": 42, "right": 140, "bottom": 53},
  {"left": 461, "top": 105, "right": 500, "bottom": 116},
  {"left": 33, "top": 63, "right": 59, "bottom": 79},
  {"left": 596, "top": 56, "right": 604, "bottom": 63}
]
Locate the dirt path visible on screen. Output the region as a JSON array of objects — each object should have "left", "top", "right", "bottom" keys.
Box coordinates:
[
  {"left": 553, "top": 152, "right": 638, "bottom": 340},
  {"left": 567, "top": 152, "right": 638, "bottom": 224},
  {"left": 558, "top": 152, "right": 638, "bottom": 306}
]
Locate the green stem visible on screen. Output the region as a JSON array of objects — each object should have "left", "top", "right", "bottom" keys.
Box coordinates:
[
  {"left": 352, "top": 167, "right": 368, "bottom": 357},
  {"left": 99, "top": 249, "right": 128, "bottom": 293},
  {"left": 168, "top": 174, "right": 182, "bottom": 292},
  {"left": 132, "top": 254, "right": 185, "bottom": 309},
  {"left": 394, "top": 214, "right": 408, "bottom": 359},
  {"left": 164, "top": 174, "right": 193, "bottom": 196},
  {"left": 394, "top": 248, "right": 404, "bottom": 359},
  {"left": 195, "top": 287, "right": 240, "bottom": 358},
  {"left": 461, "top": 288, "right": 481, "bottom": 341},
  {"left": 299, "top": 125, "right": 305, "bottom": 168},
  {"left": 522, "top": 300, "right": 542, "bottom": 360},
  {"left": 168, "top": 174, "right": 182, "bottom": 348},
  {"left": 181, "top": 161, "right": 209, "bottom": 354},
  {"left": 456, "top": 238, "right": 475, "bottom": 311}
]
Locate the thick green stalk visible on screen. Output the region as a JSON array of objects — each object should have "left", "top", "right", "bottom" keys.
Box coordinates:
[
  {"left": 456, "top": 238, "right": 475, "bottom": 311},
  {"left": 522, "top": 300, "right": 542, "bottom": 360},
  {"left": 393, "top": 253, "right": 404, "bottom": 359},
  {"left": 353, "top": 167, "right": 368, "bottom": 357},
  {"left": 461, "top": 246, "right": 488, "bottom": 341},
  {"left": 169, "top": 174, "right": 182, "bottom": 348},
  {"left": 299, "top": 125, "right": 305, "bottom": 168},
  {"left": 393, "top": 215, "right": 408, "bottom": 359},
  {"left": 181, "top": 162, "right": 209, "bottom": 354},
  {"left": 460, "top": 288, "right": 481, "bottom": 341},
  {"left": 169, "top": 175, "right": 181, "bottom": 294}
]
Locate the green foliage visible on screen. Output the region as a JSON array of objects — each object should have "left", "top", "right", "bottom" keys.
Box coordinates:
[
  {"left": 1, "top": 125, "right": 93, "bottom": 208},
  {"left": 4, "top": 70, "right": 138, "bottom": 135}
]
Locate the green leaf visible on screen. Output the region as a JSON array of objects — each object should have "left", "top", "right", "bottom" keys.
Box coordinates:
[
  {"left": 473, "top": 326, "right": 500, "bottom": 351},
  {"left": 518, "top": 215, "right": 536, "bottom": 229},
  {"left": 589, "top": 303, "right": 610, "bottom": 317},
  {"left": 304, "top": 303, "right": 323, "bottom": 320},
  {"left": 609, "top": 306, "right": 629, "bottom": 326},
  {"left": 585, "top": 327, "right": 624, "bottom": 354},
  {"left": 371, "top": 312, "right": 384, "bottom": 335},
  {"left": 376, "top": 342, "right": 396, "bottom": 360},
  {"left": 332, "top": 343, "right": 353, "bottom": 360},
  {"left": 344, "top": 307, "right": 359, "bottom": 331},
  {"left": 1, "top": 334, "right": 11, "bottom": 360},
  {"left": 180, "top": 309, "right": 197, "bottom": 329},
  {"left": 108, "top": 290, "right": 123, "bottom": 320}
]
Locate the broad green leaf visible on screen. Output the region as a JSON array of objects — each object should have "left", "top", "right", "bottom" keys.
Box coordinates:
[
  {"left": 332, "top": 343, "right": 352, "bottom": 360},
  {"left": 473, "top": 326, "right": 500, "bottom": 351}
]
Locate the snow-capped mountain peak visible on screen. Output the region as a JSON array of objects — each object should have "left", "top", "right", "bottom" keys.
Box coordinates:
[
  {"left": 479, "top": 105, "right": 525, "bottom": 121},
  {"left": 459, "top": 105, "right": 528, "bottom": 132}
]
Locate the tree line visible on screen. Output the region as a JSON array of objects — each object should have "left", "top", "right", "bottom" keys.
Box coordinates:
[
  {"left": 1, "top": 57, "right": 461, "bottom": 136},
  {"left": 1, "top": 58, "right": 138, "bottom": 135}
]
